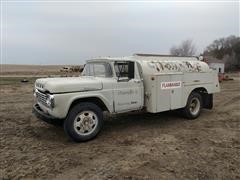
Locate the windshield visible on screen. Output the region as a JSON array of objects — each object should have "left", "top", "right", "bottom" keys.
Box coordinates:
[{"left": 82, "top": 62, "right": 113, "bottom": 77}]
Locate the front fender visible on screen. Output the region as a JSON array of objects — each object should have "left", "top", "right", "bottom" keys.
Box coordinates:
[
  {"left": 67, "top": 93, "right": 114, "bottom": 113},
  {"left": 52, "top": 90, "right": 113, "bottom": 119}
]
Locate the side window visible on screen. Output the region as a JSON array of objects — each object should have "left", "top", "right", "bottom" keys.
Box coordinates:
[
  {"left": 114, "top": 61, "right": 134, "bottom": 80},
  {"left": 114, "top": 62, "right": 129, "bottom": 78}
]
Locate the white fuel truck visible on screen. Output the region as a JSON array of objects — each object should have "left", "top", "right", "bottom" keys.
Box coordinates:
[{"left": 33, "top": 54, "right": 220, "bottom": 142}]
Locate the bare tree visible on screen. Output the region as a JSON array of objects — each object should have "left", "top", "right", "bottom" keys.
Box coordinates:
[
  {"left": 204, "top": 35, "right": 240, "bottom": 71},
  {"left": 170, "top": 39, "right": 197, "bottom": 56}
]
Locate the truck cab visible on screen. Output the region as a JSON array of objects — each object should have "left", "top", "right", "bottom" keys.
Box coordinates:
[{"left": 33, "top": 54, "right": 220, "bottom": 142}]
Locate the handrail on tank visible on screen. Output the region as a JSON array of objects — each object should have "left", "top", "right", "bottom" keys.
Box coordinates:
[{"left": 133, "top": 53, "right": 199, "bottom": 59}]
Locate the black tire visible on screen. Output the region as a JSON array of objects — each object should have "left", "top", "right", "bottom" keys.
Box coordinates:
[
  {"left": 183, "top": 92, "right": 202, "bottom": 119},
  {"left": 64, "top": 102, "right": 103, "bottom": 142}
]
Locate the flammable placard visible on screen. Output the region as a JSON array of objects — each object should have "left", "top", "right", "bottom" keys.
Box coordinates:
[{"left": 161, "top": 81, "right": 182, "bottom": 89}]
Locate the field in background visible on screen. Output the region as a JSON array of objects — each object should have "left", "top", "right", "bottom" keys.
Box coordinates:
[
  {"left": 0, "top": 65, "right": 240, "bottom": 179},
  {"left": 0, "top": 64, "right": 81, "bottom": 76}
]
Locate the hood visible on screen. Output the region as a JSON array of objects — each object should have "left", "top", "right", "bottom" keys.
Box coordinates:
[{"left": 35, "top": 76, "right": 102, "bottom": 93}]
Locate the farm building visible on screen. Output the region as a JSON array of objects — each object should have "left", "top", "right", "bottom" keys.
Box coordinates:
[
  {"left": 203, "top": 56, "right": 225, "bottom": 73},
  {"left": 208, "top": 63, "right": 225, "bottom": 73}
]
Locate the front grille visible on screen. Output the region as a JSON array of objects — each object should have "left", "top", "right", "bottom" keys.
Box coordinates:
[
  {"left": 36, "top": 83, "right": 44, "bottom": 89},
  {"left": 36, "top": 90, "right": 48, "bottom": 107}
]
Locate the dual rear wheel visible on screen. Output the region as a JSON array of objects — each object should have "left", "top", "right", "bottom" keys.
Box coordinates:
[{"left": 182, "top": 92, "right": 203, "bottom": 119}]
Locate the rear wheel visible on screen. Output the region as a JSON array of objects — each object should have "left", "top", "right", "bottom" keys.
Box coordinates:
[
  {"left": 183, "top": 92, "right": 202, "bottom": 119},
  {"left": 64, "top": 102, "right": 103, "bottom": 142}
]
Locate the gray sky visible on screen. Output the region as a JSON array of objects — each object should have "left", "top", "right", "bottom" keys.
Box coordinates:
[{"left": 1, "top": 1, "right": 239, "bottom": 65}]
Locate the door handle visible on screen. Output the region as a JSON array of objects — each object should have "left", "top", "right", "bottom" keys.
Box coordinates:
[{"left": 133, "top": 80, "right": 141, "bottom": 83}]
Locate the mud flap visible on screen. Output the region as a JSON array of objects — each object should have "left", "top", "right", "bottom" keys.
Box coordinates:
[{"left": 203, "top": 93, "right": 213, "bottom": 109}]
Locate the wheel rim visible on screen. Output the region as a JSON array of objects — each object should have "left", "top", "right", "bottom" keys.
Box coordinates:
[
  {"left": 73, "top": 111, "right": 98, "bottom": 136},
  {"left": 189, "top": 97, "right": 200, "bottom": 116}
]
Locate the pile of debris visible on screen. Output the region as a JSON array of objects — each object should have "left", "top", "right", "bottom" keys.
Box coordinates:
[
  {"left": 60, "top": 65, "right": 84, "bottom": 73},
  {"left": 218, "top": 74, "right": 234, "bottom": 82}
]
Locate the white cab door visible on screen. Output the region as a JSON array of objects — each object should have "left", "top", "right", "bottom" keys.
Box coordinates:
[
  {"left": 113, "top": 61, "right": 143, "bottom": 113},
  {"left": 113, "top": 79, "right": 143, "bottom": 112}
]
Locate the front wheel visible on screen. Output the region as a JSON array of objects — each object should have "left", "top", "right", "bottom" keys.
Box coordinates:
[
  {"left": 183, "top": 92, "right": 202, "bottom": 119},
  {"left": 64, "top": 102, "right": 103, "bottom": 142}
]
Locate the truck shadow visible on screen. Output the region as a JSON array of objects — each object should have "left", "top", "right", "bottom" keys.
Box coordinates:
[
  {"left": 102, "top": 110, "right": 186, "bottom": 132},
  {"left": 30, "top": 110, "right": 188, "bottom": 143}
]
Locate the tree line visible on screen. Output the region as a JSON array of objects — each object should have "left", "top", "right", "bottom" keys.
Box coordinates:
[{"left": 170, "top": 35, "right": 240, "bottom": 71}]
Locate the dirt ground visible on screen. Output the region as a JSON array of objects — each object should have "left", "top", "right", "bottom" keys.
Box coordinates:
[{"left": 0, "top": 73, "right": 240, "bottom": 179}]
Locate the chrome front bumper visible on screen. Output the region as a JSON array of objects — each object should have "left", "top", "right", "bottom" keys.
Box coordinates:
[{"left": 32, "top": 104, "right": 63, "bottom": 126}]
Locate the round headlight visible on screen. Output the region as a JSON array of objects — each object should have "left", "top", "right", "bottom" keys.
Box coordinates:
[{"left": 46, "top": 94, "right": 55, "bottom": 108}]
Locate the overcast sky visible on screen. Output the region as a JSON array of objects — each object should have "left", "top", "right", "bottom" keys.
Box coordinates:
[{"left": 1, "top": 1, "right": 239, "bottom": 65}]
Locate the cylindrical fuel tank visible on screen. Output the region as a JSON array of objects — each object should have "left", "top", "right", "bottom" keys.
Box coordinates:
[{"left": 132, "top": 55, "right": 211, "bottom": 75}]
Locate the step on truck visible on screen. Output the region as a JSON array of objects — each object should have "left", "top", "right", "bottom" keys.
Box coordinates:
[{"left": 33, "top": 54, "right": 220, "bottom": 142}]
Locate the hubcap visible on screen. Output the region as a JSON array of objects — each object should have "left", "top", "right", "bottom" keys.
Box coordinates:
[
  {"left": 189, "top": 97, "right": 200, "bottom": 116},
  {"left": 74, "top": 111, "right": 98, "bottom": 136}
]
